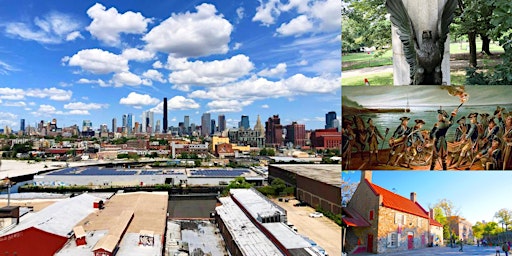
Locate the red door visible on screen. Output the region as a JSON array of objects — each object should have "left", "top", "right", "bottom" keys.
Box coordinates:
[
  {"left": 408, "top": 234, "right": 414, "bottom": 249},
  {"left": 367, "top": 234, "right": 373, "bottom": 253}
]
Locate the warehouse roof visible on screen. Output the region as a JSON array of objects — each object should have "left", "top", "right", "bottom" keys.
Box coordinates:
[
  {"left": 216, "top": 197, "right": 283, "bottom": 256},
  {"left": 270, "top": 164, "right": 341, "bottom": 187},
  {"left": 1, "top": 193, "right": 99, "bottom": 237}
]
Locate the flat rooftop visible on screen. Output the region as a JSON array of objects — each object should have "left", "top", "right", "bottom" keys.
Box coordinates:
[
  {"left": 270, "top": 164, "right": 341, "bottom": 187},
  {"left": 216, "top": 197, "right": 283, "bottom": 256},
  {"left": 230, "top": 188, "right": 286, "bottom": 220},
  {"left": 76, "top": 191, "right": 168, "bottom": 236}
]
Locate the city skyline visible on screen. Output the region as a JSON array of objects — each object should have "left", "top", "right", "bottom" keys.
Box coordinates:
[
  {"left": 0, "top": 1, "right": 341, "bottom": 131},
  {"left": 343, "top": 171, "right": 512, "bottom": 225}
]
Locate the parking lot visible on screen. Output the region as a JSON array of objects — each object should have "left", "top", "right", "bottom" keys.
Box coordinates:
[{"left": 272, "top": 198, "right": 341, "bottom": 256}]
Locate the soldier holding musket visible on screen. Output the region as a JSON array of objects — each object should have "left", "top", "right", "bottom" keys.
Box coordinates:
[
  {"left": 387, "top": 117, "right": 410, "bottom": 166},
  {"left": 451, "top": 113, "right": 479, "bottom": 169},
  {"left": 366, "top": 118, "right": 384, "bottom": 165}
]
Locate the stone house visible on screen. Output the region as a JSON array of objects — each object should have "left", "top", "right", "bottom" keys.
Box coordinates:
[
  {"left": 342, "top": 171, "right": 443, "bottom": 254},
  {"left": 448, "top": 216, "right": 474, "bottom": 243}
]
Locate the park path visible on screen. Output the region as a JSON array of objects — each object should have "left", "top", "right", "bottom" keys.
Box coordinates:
[{"left": 342, "top": 65, "right": 393, "bottom": 78}]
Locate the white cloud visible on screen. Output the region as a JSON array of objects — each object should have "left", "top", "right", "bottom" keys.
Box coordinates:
[
  {"left": 0, "top": 112, "right": 17, "bottom": 119},
  {"left": 77, "top": 78, "right": 108, "bottom": 87},
  {"left": 142, "top": 69, "right": 166, "bottom": 83},
  {"left": 66, "top": 31, "right": 83, "bottom": 41},
  {"left": 66, "top": 48, "right": 129, "bottom": 74},
  {"left": 261, "top": 104, "right": 269, "bottom": 108},
  {"left": 68, "top": 110, "right": 90, "bottom": 115},
  {"left": 167, "top": 54, "right": 254, "bottom": 86},
  {"left": 276, "top": 15, "right": 313, "bottom": 36},
  {"left": 0, "top": 60, "right": 19, "bottom": 75},
  {"left": 150, "top": 96, "right": 200, "bottom": 113},
  {"left": 0, "top": 120, "right": 17, "bottom": 128},
  {"left": 25, "top": 87, "right": 72, "bottom": 101},
  {"left": 112, "top": 72, "right": 145, "bottom": 87},
  {"left": 253, "top": 0, "right": 340, "bottom": 34},
  {"left": 207, "top": 100, "right": 253, "bottom": 113},
  {"left": 152, "top": 61, "right": 163, "bottom": 69},
  {"left": 3, "top": 101, "right": 26, "bottom": 107},
  {"left": 143, "top": 3, "right": 233, "bottom": 57},
  {"left": 236, "top": 7, "right": 245, "bottom": 20},
  {"left": 252, "top": 0, "right": 281, "bottom": 25},
  {"left": 233, "top": 42, "right": 242, "bottom": 50},
  {"left": 64, "top": 102, "right": 108, "bottom": 110},
  {"left": 119, "top": 92, "right": 160, "bottom": 107},
  {"left": 4, "top": 12, "right": 82, "bottom": 44},
  {"left": 310, "top": 0, "right": 342, "bottom": 31},
  {"left": 257, "top": 63, "right": 287, "bottom": 77},
  {"left": 0, "top": 87, "right": 24, "bottom": 100},
  {"left": 86, "top": 3, "right": 151, "bottom": 46},
  {"left": 121, "top": 48, "right": 155, "bottom": 62},
  {"left": 188, "top": 74, "right": 340, "bottom": 101}
]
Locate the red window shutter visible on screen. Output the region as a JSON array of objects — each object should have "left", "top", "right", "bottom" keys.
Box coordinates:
[{"left": 370, "top": 210, "right": 374, "bottom": 220}]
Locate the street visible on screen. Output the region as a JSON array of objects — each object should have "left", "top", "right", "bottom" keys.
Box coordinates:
[{"left": 354, "top": 245, "right": 508, "bottom": 255}]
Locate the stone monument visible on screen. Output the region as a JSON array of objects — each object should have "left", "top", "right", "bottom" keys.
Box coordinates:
[{"left": 386, "top": 0, "right": 457, "bottom": 85}]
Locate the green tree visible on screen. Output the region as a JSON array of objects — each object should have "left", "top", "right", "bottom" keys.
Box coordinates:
[
  {"left": 494, "top": 208, "right": 512, "bottom": 231},
  {"left": 271, "top": 178, "right": 286, "bottom": 196}
]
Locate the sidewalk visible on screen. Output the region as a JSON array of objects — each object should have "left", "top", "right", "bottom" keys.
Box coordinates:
[{"left": 353, "top": 245, "right": 503, "bottom": 255}]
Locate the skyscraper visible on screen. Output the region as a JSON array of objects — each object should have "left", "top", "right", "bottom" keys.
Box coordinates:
[
  {"left": 155, "top": 120, "right": 161, "bottom": 133},
  {"left": 325, "top": 111, "right": 337, "bottom": 129},
  {"left": 254, "top": 115, "right": 265, "bottom": 137},
  {"left": 142, "top": 110, "right": 154, "bottom": 133},
  {"left": 184, "top": 115, "right": 190, "bottom": 135},
  {"left": 112, "top": 118, "right": 117, "bottom": 133},
  {"left": 83, "top": 120, "right": 92, "bottom": 131},
  {"left": 201, "top": 113, "right": 211, "bottom": 136},
  {"left": 20, "top": 119, "right": 25, "bottom": 133},
  {"left": 127, "top": 113, "right": 133, "bottom": 134},
  {"left": 218, "top": 114, "right": 226, "bottom": 133},
  {"left": 265, "top": 115, "right": 283, "bottom": 148},
  {"left": 163, "top": 97, "right": 168, "bottom": 134},
  {"left": 211, "top": 119, "right": 216, "bottom": 135},
  {"left": 240, "top": 115, "right": 250, "bottom": 130},
  {"left": 122, "top": 114, "right": 127, "bottom": 128}
]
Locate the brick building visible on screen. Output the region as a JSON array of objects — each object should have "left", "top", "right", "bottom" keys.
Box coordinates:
[
  {"left": 285, "top": 122, "right": 306, "bottom": 148},
  {"left": 310, "top": 128, "right": 341, "bottom": 149},
  {"left": 342, "top": 171, "right": 443, "bottom": 254}
]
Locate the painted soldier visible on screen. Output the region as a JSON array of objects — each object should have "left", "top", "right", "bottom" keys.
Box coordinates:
[
  {"left": 386, "top": 116, "right": 410, "bottom": 166},
  {"left": 481, "top": 118, "right": 500, "bottom": 149},
  {"left": 451, "top": 113, "right": 479, "bottom": 169},
  {"left": 454, "top": 116, "right": 468, "bottom": 142},
  {"left": 366, "top": 118, "right": 384, "bottom": 165},
  {"left": 476, "top": 135, "right": 502, "bottom": 170},
  {"left": 403, "top": 119, "right": 426, "bottom": 168},
  {"left": 479, "top": 113, "right": 490, "bottom": 138},
  {"left": 430, "top": 109, "right": 456, "bottom": 170},
  {"left": 502, "top": 115, "right": 512, "bottom": 170}
]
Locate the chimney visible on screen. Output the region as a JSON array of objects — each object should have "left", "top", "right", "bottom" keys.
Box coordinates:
[
  {"left": 429, "top": 208, "right": 434, "bottom": 219},
  {"left": 361, "top": 170, "right": 372, "bottom": 183},
  {"left": 410, "top": 192, "right": 417, "bottom": 203}
]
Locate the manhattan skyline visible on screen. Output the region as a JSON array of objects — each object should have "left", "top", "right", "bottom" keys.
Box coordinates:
[{"left": 0, "top": 0, "right": 341, "bottom": 131}]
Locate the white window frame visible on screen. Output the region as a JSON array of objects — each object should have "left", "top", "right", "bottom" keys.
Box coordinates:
[
  {"left": 387, "top": 232, "right": 400, "bottom": 248},
  {"left": 395, "top": 213, "right": 406, "bottom": 225}
]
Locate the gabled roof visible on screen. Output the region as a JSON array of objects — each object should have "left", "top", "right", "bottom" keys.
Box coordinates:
[
  {"left": 342, "top": 207, "right": 371, "bottom": 227},
  {"left": 2, "top": 193, "right": 99, "bottom": 237},
  {"left": 430, "top": 218, "right": 443, "bottom": 227},
  {"left": 365, "top": 179, "right": 429, "bottom": 219}
]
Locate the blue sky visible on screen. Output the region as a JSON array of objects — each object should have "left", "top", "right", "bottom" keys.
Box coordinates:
[
  {"left": 343, "top": 171, "right": 512, "bottom": 225},
  {"left": 0, "top": 0, "right": 341, "bottom": 131}
]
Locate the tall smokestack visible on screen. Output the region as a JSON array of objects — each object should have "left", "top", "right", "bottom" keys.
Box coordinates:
[
  {"left": 163, "top": 97, "right": 168, "bottom": 134},
  {"left": 361, "top": 170, "right": 372, "bottom": 183}
]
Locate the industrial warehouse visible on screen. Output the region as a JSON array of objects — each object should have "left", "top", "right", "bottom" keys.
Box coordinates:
[
  {"left": 34, "top": 166, "right": 265, "bottom": 187},
  {"left": 1, "top": 164, "right": 339, "bottom": 255},
  {"left": 268, "top": 164, "right": 342, "bottom": 215}
]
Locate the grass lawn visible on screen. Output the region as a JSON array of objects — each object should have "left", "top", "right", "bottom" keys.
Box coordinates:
[
  {"left": 342, "top": 41, "right": 504, "bottom": 71},
  {"left": 342, "top": 71, "right": 466, "bottom": 86}
]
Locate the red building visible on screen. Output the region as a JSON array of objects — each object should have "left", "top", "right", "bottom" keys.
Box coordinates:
[
  {"left": 285, "top": 122, "right": 306, "bottom": 147},
  {"left": 265, "top": 115, "right": 283, "bottom": 148},
  {"left": 0, "top": 194, "right": 99, "bottom": 256},
  {"left": 310, "top": 128, "right": 341, "bottom": 149}
]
